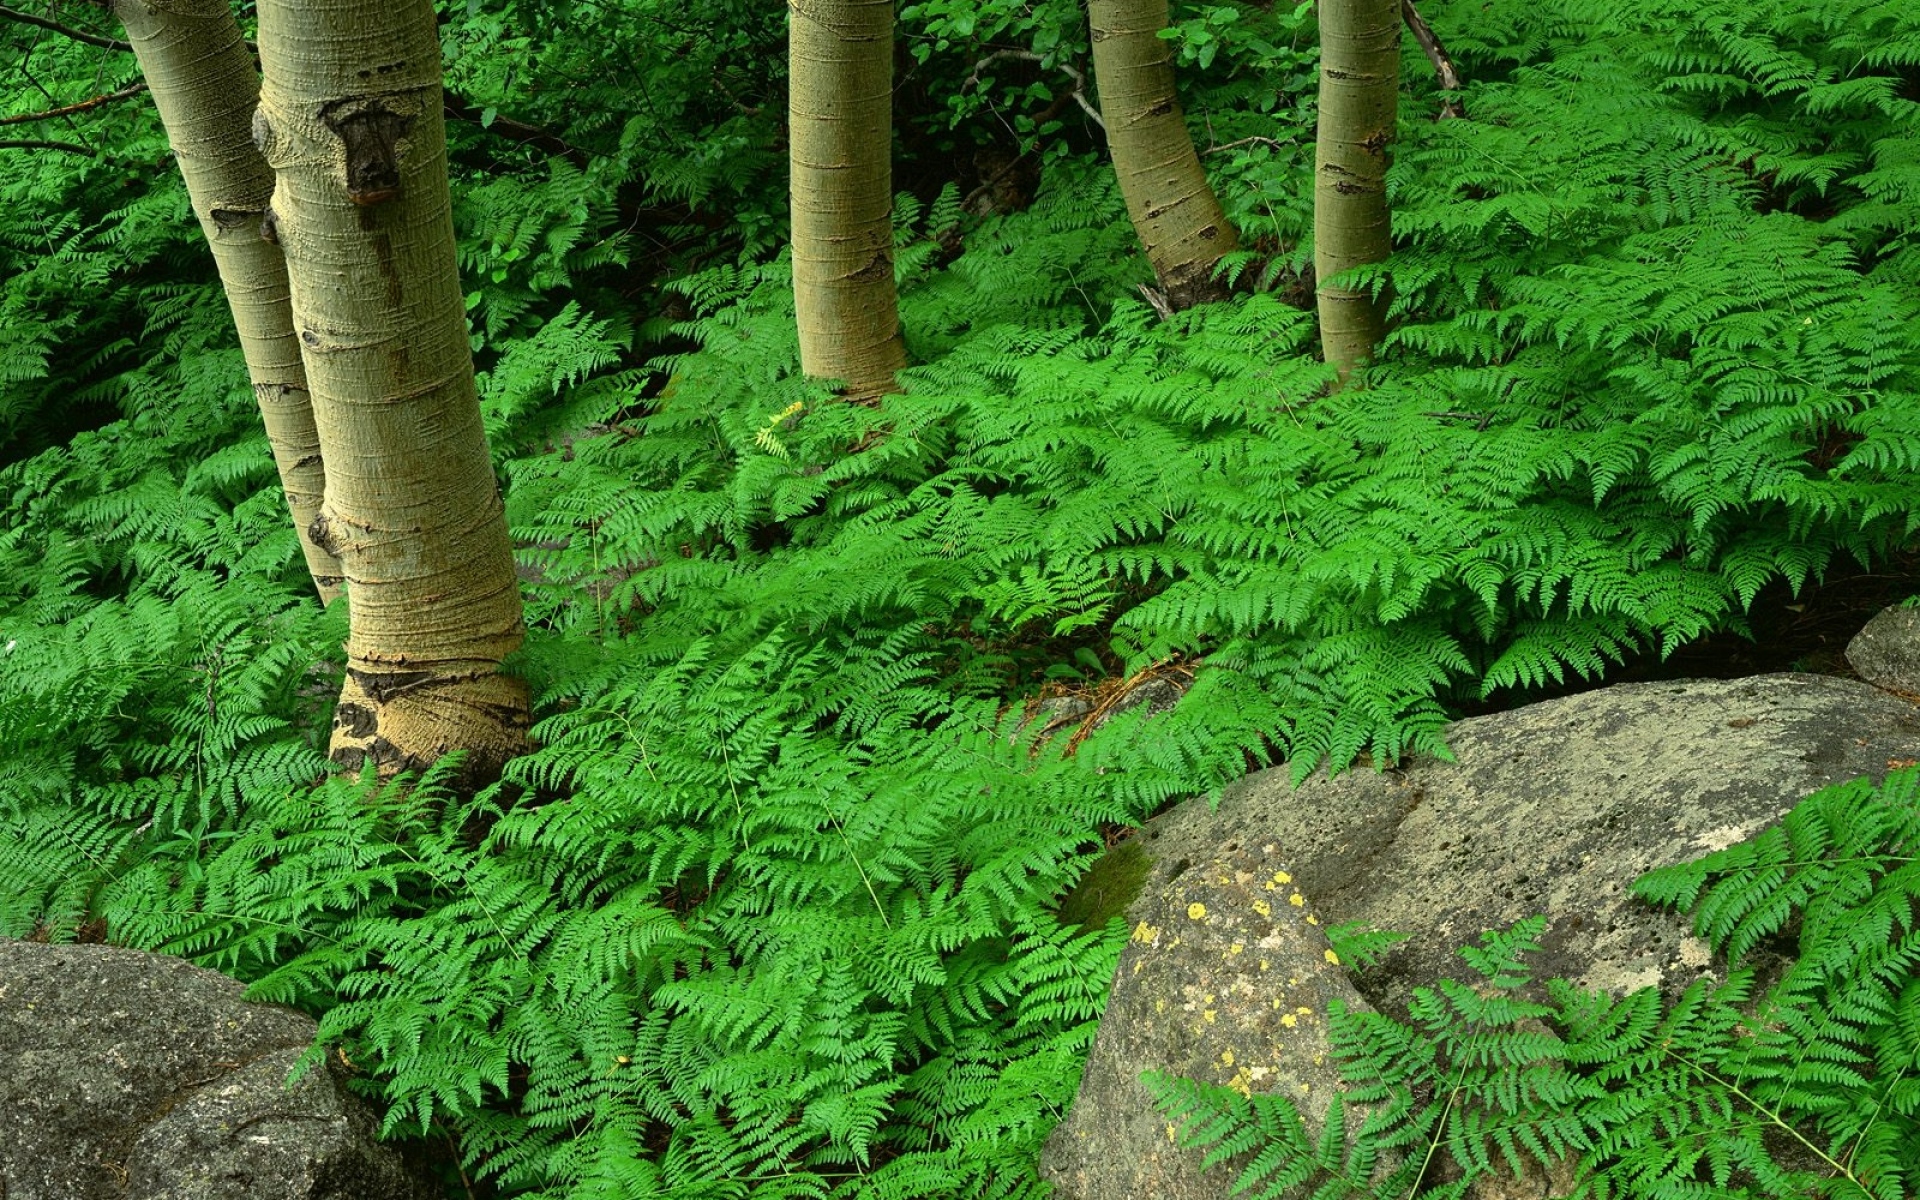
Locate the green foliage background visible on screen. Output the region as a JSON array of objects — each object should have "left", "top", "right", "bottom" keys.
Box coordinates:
[{"left": 0, "top": 0, "right": 1917, "bottom": 1195}]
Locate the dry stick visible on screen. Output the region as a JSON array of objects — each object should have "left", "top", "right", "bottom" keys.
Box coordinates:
[
  {"left": 433, "top": 1119, "right": 479, "bottom": 1200},
  {"left": 964, "top": 48, "right": 1105, "bottom": 130},
  {"left": 1400, "top": 0, "right": 1464, "bottom": 117},
  {"left": 0, "top": 3, "right": 129, "bottom": 50},
  {"left": 0, "top": 81, "right": 147, "bottom": 126},
  {"left": 1205, "top": 134, "right": 1290, "bottom": 156},
  {"left": 0, "top": 137, "right": 92, "bottom": 153}
]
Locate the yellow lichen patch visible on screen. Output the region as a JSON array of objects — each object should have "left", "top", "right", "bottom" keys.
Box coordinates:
[
  {"left": 1227, "top": 1069, "right": 1253, "bottom": 1097},
  {"left": 1220, "top": 1048, "right": 1236, "bottom": 1066},
  {"left": 1281, "top": 1013, "right": 1297, "bottom": 1028},
  {"left": 1258, "top": 958, "right": 1269, "bottom": 971},
  {"left": 1226, "top": 941, "right": 1245, "bottom": 956},
  {"left": 1203, "top": 1009, "right": 1217, "bottom": 1024},
  {"left": 1288, "top": 892, "right": 1306, "bottom": 907},
  {"left": 1166, "top": 1122, "right": 1179, "bottom": 1143},
  {"left": 1324, "top": 949, "right": 1341, "bottom": 965},
  {"left": 1155, "top": 999, "right": 1166, "bottom": 1013},
  {"left": 1296, "top": 1006, "right": 1314, "bottom": 1018},
  {"left": 1131, "top": 920, "right": 1160, "bottom": 943},
  {"left": 1187, "top": 902, "right": 1208, "bottom": 920},
  {"left": 1299, "top": 1082, "right": 1312, "bottom": 1093},
  {"left": 1252, "top": 899, "right": 1272, "bottom": 917},
  {"left": 1306, "top": 914, "right": 1319, "bottom": 925},
  {"left": 1132, "top": 959, "right": 1144, "bottom": 973},
  {"left": 1274, "top": 870, "right": 1293, "bottom": 884}
]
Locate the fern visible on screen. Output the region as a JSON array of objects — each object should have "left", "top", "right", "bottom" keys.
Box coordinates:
[
  {"left": 1151, "top": 770, "right": 1920, "bottom": 1200},
  {"left": 2, "top": 0, "right": 1918, "bottom": 1193}
]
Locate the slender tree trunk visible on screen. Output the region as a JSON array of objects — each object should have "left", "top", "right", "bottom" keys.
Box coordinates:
[
  {"left": 253, "top": 0, "right": 529, "bottom": 781},
  {"left": 110, "top": 0, "right": 341, "bottom": 604},
  {"left": 788, "top": 0, "right": 904, "bottom": 399},
  {"left": 1314, "top": 0, "right": 1400, "bottom": 380},
  {"left": 1088, "top": 0, "right": 1238, "bottom": 310}
]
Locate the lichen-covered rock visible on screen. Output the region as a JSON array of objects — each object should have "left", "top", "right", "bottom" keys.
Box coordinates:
[
  {"left": 1043, "top": 673, "right": 1920, "bottom": 1199},
  {"left": 1846, "top": 602, "right": 1920, "bottom": 695},
  {"left": 0, "top": 939, "right": 434, "bottom": 1200},
  {"left": 1042, "top": 847, "right": 1372, "bottom": 1200}
]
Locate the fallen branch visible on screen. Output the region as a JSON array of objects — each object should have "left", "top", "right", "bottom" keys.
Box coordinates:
[
  {"left": 1401, "top": 0, "right": 1465, "bottom": 118},
  {"left": 1204, "top": 134, "right": 1291, "bottom": 156},
  {"left": 0, "top": 82, "right": 147, "bottom": 127},
  {"left": 0, "top": 3, "right": 129, "bottom": 51},
  {"left": 0, "top": 137, "right": 93, "bottom": 154},
  {"left": 965, "top": 48, "right": 1104, "bottom": 130}
]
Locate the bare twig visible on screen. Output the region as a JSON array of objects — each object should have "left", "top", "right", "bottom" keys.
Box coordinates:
[
  {"left": 1204, "top": 134, "right": 1291, "bottom": 156},
  {"left": 1070, "top": 87, "right": 1105, "bottom": 128},
  {"left": 965, "top": 47, "right": 1104, "bottom": 130},
  {"left": 0, "top": 82, "right": 145, "bottom": 126},
  {"left": 0, "top": 3, "right": 129, "bottom": 51},
  {"left": 0, "top": 137, "right": 94, "bottom": 154},
  {"left": 1401, "top": 0, "right": 1465, "bottom": 118},
  {"left": 434, "top": 1119, "right": 479, "bottom": 1200},
  {"left": 708, "top": 70, "right": 762, "bottom": 117}
]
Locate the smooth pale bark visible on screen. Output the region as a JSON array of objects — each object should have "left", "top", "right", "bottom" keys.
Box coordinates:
[
  {"left": 1314, "top": 0, "right": 1400, "bottom": 380},
  {"left": 788, "top": 0, "right": 904, "bottom": 399},
  {"left": 110, "top": 0, "right": 340, "bottom": 603},
  {"left": 254, "top": 0, "right": 529, "bottom": 780},
  {"left": 1089, "top": 0, "right": 1238, "bottom": 310}
]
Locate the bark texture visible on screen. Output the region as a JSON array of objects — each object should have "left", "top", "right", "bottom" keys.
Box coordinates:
[
  {"left": 1314, "top": 0, "right": 1400, "bottom": 380},
  {"left": 788, "top": 0, "right": 904, "bottom": 399},
  {"left": 254, "top": 0, "right": 529, "bottom": 780},
  {"left": 111, "top": 0, "right": 340, "bottom": 603},
  {"left": 1089, "top": 0, "right": 1238, "bottom": 310}
]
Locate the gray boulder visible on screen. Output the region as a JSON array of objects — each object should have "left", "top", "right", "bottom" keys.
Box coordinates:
[
  {"left": 1043, "top": 845, "right": 1377, "bottom": 1200},
  {"left": 1042, "top": 673, "right": 1920, "bottom": 1200},
  {"left": 1847, "top": 602, "right": 1920, "bottom": 695},
  {"left": 0, "top": 939, "right": 436, "bottom": 1200}
]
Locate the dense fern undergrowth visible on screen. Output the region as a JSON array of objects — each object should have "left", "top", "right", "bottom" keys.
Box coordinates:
[{"left": 2, "top": 0, "right": 1918, "bottom": 1195}]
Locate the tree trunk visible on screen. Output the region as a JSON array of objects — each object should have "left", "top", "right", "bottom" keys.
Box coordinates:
[
  {"left": 1314, "top": 0, "right": 1400, "bottom": 380},
  {"left": 110, "top": 0, "right": 341, "bottom": 604},
  {"left": 253, "top": 0, "right": 529, "bottom": 781},
  {"left": 788, "top": 0, "right": 904, "bottom": 399},
  {"left": 1088, "top": 0, "right": 1238, "bottom": 310}
]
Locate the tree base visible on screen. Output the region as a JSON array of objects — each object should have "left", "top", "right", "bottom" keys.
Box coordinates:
[{"left": 329, "top": 670, "right": 530, "bottom": 788}]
